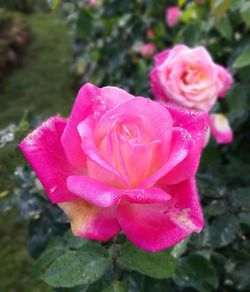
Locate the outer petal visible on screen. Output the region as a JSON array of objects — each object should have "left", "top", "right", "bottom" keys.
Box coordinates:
[
  {"left": 98, "top": 85, "right": 135, "bottom": 108},
  {"left": 217, "top": 65, "right": 233, "bottom": 98},
  {"left": 117, "top": 179, "right": 204, "bottom": 252},
  {"left": 61, "top": 83, "right": 99, "bottom": 169},
  {"left": 160, "top": 105, "right": 208, "bottom": 184},
  {"left": 67, "top": 176, "right": 171, "bottom": 208},
  {"left": 150, "top": 50, "right": 171, "bottom": 101},
  {"left": 59, "top": 200, "right": 120, "bottom": 241},
  {"left": 19, "top": 117, "right": 79, "bottom": 203},
  {"left": 61, "top": 83, "right": 134, "bottom": 169},
  {"left": 154, "top": 49, "right": 170, "bottom": 66},
  {"left": 209, "top": 114, "right": 233, "bottom": 144},
  {"left": 150, "top": 67, "right": 167, "bottom": 101}
]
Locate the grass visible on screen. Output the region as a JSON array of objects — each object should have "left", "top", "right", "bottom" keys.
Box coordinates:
[
  {"left": 0, "top": 12, "right": 76, "bottom": 291},
  {"left": 0, "top": 13, "right": 75, "bottom": 127}
]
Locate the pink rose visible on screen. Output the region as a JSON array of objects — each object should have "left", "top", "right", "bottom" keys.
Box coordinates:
[
  {"left": 19, "top": 83, "right": 207, "bottom": 252},
  {"left": 150, "top": 45, "right": 233, "bottom": 112},
  {"left": 140, "top": 43, "right": 157, "bottom": 58},
  {"left": 166, "top": 6, "right": 181, "bottom": 28}
]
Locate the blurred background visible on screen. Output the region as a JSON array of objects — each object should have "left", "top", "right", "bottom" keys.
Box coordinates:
[{"left": 0, "top": 0, "right": 250, "bottom": 291}]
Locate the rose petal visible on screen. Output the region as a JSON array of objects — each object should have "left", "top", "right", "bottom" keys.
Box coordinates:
[
  {"left": 96, "top": 97, "right": 173, "bottom": 167},
  {"left": 59, "top": 200, "right": 120, "bottom": 241},
  {"left": 117, "top": 179, "right": 203, "bottom": 252},
  {"left": 61, "top": 83, "right": 134, "bottom": 169},
  {"left": 216, "top": 66, "right": 233, "bottom": 98},
  {"left": 209, "top": 114, "right": 233, "bottom": 144},
  {"left": 160, "top": 105, "right": 208, "bottom": 184},
  {"left": 61, "top": 83, "right": 99, "bottom": 169},
  {"left": 67, "top": 175, "right": 171, "bottom": 208},
  {"left": 140, "top": 127, "right": 192, "bottom": 188},
  {"left": 116, "top": 137, "right": 162, "bottom": 187},
  {"left": 19, "top": 117, "right": 79, "bottom": 203},
  {"left": 78, "top": 117, "right": 129, "bottom": 187}
]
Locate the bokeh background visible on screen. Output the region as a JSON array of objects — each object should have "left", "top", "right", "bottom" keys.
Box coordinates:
[{"left": 0, "top": 0, "right": 250, "bottom": 291}]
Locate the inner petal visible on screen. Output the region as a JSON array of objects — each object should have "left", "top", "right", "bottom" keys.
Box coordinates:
[
  {"left": 92, "top": 97, "right": 173, "bottom": 187},
  {"left": 97, "top": 118, "right": 162, "bottom": 187}
]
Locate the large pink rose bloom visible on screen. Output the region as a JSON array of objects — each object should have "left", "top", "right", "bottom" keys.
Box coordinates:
[
  {"left": 19, "top": 83, "right": 207, "bottom": 252},
  {"left": 150, "top": 45, "right": 233, "bottom": 112}
]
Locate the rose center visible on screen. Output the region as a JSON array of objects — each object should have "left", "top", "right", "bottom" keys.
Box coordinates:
[
  {"left": 182, "top": 65, "right": 207, "bottom": 85},
  {"left": 116, "top": 122, "right": 144, "bottom": 144}
]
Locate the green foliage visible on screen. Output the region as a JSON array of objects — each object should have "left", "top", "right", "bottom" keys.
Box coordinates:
[
  {"left": 118, "top": 242, "right": 176, "bottom": 279},
  {"left": 233, "top": 47, "right": 250, "bottom": 69},
  {"left": 0, "top": 0, "right": 36, "bottom": 12},
  {"left": 103, "top": 281, "right": 128, "bottom": 292},
  {"left": 174, "top": 254, "right": 218, "bottom": 291},
  {"left": 47, "top": 0, "right": 60, "bottom": 10},
  {"left": 43, "top": 244, "right": 110, "bottom": 287}
]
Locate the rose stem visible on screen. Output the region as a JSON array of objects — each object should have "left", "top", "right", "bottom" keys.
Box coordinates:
[{"left": 112, "top": 236, "right": 117, "bottom": 281}]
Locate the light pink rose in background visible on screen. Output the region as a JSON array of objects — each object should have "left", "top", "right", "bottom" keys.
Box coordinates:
[
  {"left": 19, "top": 83, "right": 208, "bottom": 252},
  {"left": 166, "top": 6, "right": 181, "bottom": 28},
  {"left": 140, "top": 43, "right": 157, "bottom": 58},
  {"left": 150, "top": 45, "right": 233, "bottom": 112},
  {"left": 209, "top": 114, "right": 233, "bottom": 144}
]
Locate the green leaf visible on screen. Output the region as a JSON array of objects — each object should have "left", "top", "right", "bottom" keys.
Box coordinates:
[
  {"left": 230, "top": 0, "right": 245, "bottom": 11},
  {"left": 43, "top": 244, "right": 109, "bottom": 287},
  {"left": 64, "top": 229, "right": 87, "bottom": 249},
  {"left": 181, "top": 5, "right": 197, "bottom": 23},
  {"left": 229, "top": 188, "right": 250, "bottom": 210},
  {"left": 174, "top": 254, "right": 218, "bottom": 291},
  {"left": 103, "top": 281, "right": 128, "bottom": 292},
  {"left": 47, "top": 0, "right": 61, "bottom": 10},
  {"left": 211, "top": 0, "right": 230, "bottom": 20},
  {"left": 227, "top": 84, "right": 249, "bottom": 121},
  {"left": 76, "top": 10, "right": 94, "bottom": 38},
  {"left": 204, "top": 200, "right": 227, "bottom": 217},
  {"left": 233, "top": 48, "right": 250, "bottom": 68},
  {"left": 215, "top": 17, "right": 232, "bottom": 39},
  {"left": 33, "top": 242, "right": 66, "bottom": 278},
  {"left": 241, "top": 2, "right": 250, "bottom": 28},
  {"left": 171, "top": 237, "right": 190, "bottom": 258},
  {"left": 118, "top": 242, "right": 176, "bottom": 279},
  {"left": 209, "top": 214, "right": 239, "bottom": 248},
  {"left": 234, "top": 262, "right": 250, "bottom": 290},
  {"left": 178, "top": 0, "right": 186, "bottom": 8},
  {"left": 239, "top": 212, "right": 250, "bottom": 226}
]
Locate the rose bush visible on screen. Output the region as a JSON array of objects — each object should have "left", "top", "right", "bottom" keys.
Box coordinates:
[{"left": 19, "top": 83, "right": 207, "bottom": 252}]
